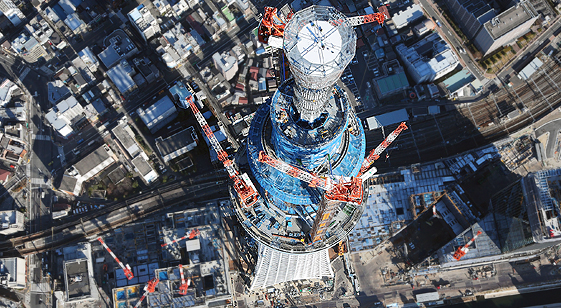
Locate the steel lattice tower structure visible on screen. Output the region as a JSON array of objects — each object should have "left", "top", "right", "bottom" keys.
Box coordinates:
[{"left": 230, "top": 5, "right": 368, "bottom": 289}]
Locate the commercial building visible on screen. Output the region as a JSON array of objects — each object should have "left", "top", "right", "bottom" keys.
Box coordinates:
[
  {"left": 0, "top": 0, "right": 24, "bottom": 26},
  {"left": 45, "top": 96, "right": 85, "bottom": 138},
  {"left": 392, "top": 4, "right": 424, "bottom": 29},
  {"left": 396, "top": 32, "right": 459, "bottom": 84},
  {"left": 155, "top": 126, "right": 198, "bottom": 163},
  {"left": 212, "top": 51, "right": 238, "bottom": 81},
  {"left": 98, "top": 30, "right": 139, "bottom": 69},
  {"left": 474, "top": 2, "right": 539, "bottom": 56},
  {"left": 128, "top": 5, "right": 161, "bottom": 42},
  {"left": 64, "top": 13, "right": 87, "bottom": 35},
  {"left": 0, "top": 78, "right": 20, "bottom": 107},
  {"left": 0, "top": 258, "right": 25, "bottom": 289},
  {"left": 62, "top": 243, "right": 99, "bottom": 304},
  {"left": 444, "top": 0, "right": 496, "bottom": 39},
  {"left": 137, "top": 96, "right": 178, "bottom": 133},
  {"left": 47, "top": 80, "right": 71, "bottom": 105},
  {"left": 78, "top": 47, "right": 99, "bottom": 73},
  {"left": 0, "top": 133, "right": 26, "bottom": 163},
  {"left": 58, "top": 145, "right": 116, "bottom": 195},
  {"left": 0, "top": 210, "right": 24, "bottom": 235},
  {"left": 106, "top": 62, "right": 137, "bottom": 95},
  {"left": 112, "top": 122, "right": 141, "bottom": 158}
]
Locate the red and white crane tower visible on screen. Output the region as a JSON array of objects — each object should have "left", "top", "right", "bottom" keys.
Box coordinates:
[
  {"left": 161, "top": 228, "right": 200, "bottom": 247},
  {"left": 134, "top": 277, "right": 159, "bottom": 308},
  {"left": 178, "top": 264, "right": 191, "bottom": 295},
  {"left": 258, "top": 5, "right": 390, "bottom": 44},
  {"left": 97, "top": 237, "right": 134, "bottom": 280},
  {"left": 453, "top": 230, "right": 483, "bottom": 261},
  {"left": 258, "top": 122, "right": 408, "bottom": 243},
  {"left": 183, "top": 95, "right": 259, "bottom": 208}
]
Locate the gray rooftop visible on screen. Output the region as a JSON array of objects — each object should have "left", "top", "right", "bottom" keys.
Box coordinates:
[
  {"left": 74, "top": 146, "right": 111, "bottom": 176},
  {"left": 132, "top": 156, "right": 152, "bottom": 176},
  {"left": 484, "top": 3, "right": 538, "bottom": 40},
  {"left": 112, "top": 124, "right": 140, "bottom": 157},
  {"left": 64, "top": 259, "right": 91, "bottom": 299},
  {"left": 155, "top": 126, "right": 197, "bottom": 157}
]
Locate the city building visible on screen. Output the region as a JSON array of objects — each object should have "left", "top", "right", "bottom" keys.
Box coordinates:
[
  {"left": 112, "top": 122, "right": 141, "bottom": 159},
  {"left": 155, "top": 126, "right": 198, "bottom": 163},
  {"left": 518, "top": 57, "right": 543, "bottom": 80},
  {"left": 0, "top": 168, "right": 11, "bottom": 184},
  {"left": 0, "top": 257, "right": 25, "bottom": 288},
  {"left": 45, "top": 96, "right": 85, "bottom": 138},
  {"left": 0, "top": 210, "right": 24, "bottom": 235},
  {"left": 47, "top": 80, "right": 71, "bottom": 105},
  {"left": 374, "top": 71, "right": 410, "bottom": 98},
  {"left": 413, "top": 19, "right": 436, "bottom": 37},
  {"left": 0, "top": 78, "right": 20, "bottom": 107},
  {"left": 392, "top": 4, "right": 424, "bottom": 29},
  {"left": 161, "top": 23, "right": 203, "bottom": 61},
  {"left": 10, "top": 31, "right": 46, "bottom": 60},
  {"left": 444, "top": 0, "right": 496, "bottom": 39},
  {"left": 233, "top": 6, "right": 367, "bottom": 289},
  {"left": 212, "top": 51, "right": 238, "bottom": 81},
  {"left": 441, "top": 69, "right": 483, "bottom": 97},
  {"left": 128, "top": 5, "right": 161, "bottom": 42},
  {"left": 396, "top": 32, "right": 460, "bottom": 84},
  {"left": 78, "top": 47, "right": 99, "bottom": 73},
  {"left": 64, "top": 13, "right": 87, "bottom": 35},
  {"left": 474, "top": 2, "right": 539, "bottom": 56},
  {"left": 62, "top": 243, "right": 99, "bottom": 304},
  {"left": 106, "top": 62, "right": 137, "bottom": 95},
  {"left": 57, "top": 145, "right": 116, "bottom": 195},
  {"left": 0, "top": 133, "right": 26, "bottom": 163},
  {"left": 25, "top": 16, "right": 54, "bottom": 46},
  {"left": 98, "top": 30, "right": 139, "bottom": 69},
  {"left": 436, "top": 168, "right": 561, "bottom": 269},
  {"left": 137, "top": 96, "right": 178, "bottom": 134},
  {"left": 131, "top": 154, "right": 158, "bottom": 184},
  {"left": 0, "top": 0, "right": 24, "bottom": 26}
]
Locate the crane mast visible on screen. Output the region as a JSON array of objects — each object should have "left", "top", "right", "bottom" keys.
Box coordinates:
[
  {"left": 97, "top": 237, "right": 134, "bottom": 280},
  {"left": 161, "top": 228, "right": 200, "bottom": 247},
  {"left": 178, "top": 264, "right": 190, "bottom": 295},
  {"left": 453, "top": 230, "right": 482, "bottom": 261},
  {"left": 183, "top": 95, "right": 259, "bottom": 208},
  {"left": 258, "top": 5, "right": 389, "bottom": 44},
  {"left": 134, "top": 277, "right": 159, "bottom": 308},
  {"left": 358, "top": 122, "right": 408, "bottom": 177}
]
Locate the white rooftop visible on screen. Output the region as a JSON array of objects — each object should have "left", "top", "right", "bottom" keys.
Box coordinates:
[{"left": 295, "top": 21, "right": 342, "bottom": 65}]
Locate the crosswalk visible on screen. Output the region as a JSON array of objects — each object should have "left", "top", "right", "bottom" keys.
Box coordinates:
[
  {"left": 58, "top": 146, "right": 66, "bottom": 165},
  {"left": 30, "top": 177, "right": 51, "bottom": 186},
  {"left": 32, "top": 134, "right": 51, "bottom": 141},
  {"left": 19, "top": 67, "right": 30, "bottom": 82}
]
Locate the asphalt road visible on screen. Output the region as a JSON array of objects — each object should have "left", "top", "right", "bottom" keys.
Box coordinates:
[{"left": 535, "top": 118, "right": 561, "bottom": 159}]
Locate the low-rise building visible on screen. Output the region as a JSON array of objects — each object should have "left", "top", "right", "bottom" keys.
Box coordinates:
[
  {"left": 45, "top": 96, "right": 85, "bottom": 138},
  {"left": 155, "top": 126, "right": 198, "bottom": 163},
  {"left": 112, "top": 122, "right": 141, "bottom": 158},
  {"left": 98, "top": 30, "right": 139, "bottom": 69},
  {"left": 137, "top": 96, "right": 178, "bottom": 133},
  {"left": 0, "top": 210, "right": 24, "bottom": 235},
  {"left": 78, "top": 47, "right": 99, "bottom": 73},
  {"left": 0, "top": 133, "right": 26, "bottom": 163},
  {"left": 396, "top": 32, "right": 459, "bottom": 84},
  {"left": 442, "top": 69, "right": 483, "bottom": 97},
  {"left": 518, "top": 57, "right": 543, "bottom": 80},
  {"left": 374, "top": 71, "right": 410, "bottom": 98},
  {"left": 48, "top": 80, "right": 71, "bottom": 105},
  {"left": 107, "top": 62, "right": 137, "bottom": 95},
  {"left": 132, "top": 154, "right": 158, "bottom": 184},
  {"left": 392, "top": 4, "right": 424, "bottom": 29},
  {"left": 57, "top": 145, "right": 116, "bottom": 195},
  {"left": 10, "top": 31, "right": 46, "bottom": 59},
  {"left": 413, "top": 19, "right": 436, "bottom": 37},
  {"left": 0, "top": 0, "right": 24, "bottom": 26},
  {"left": 64, "top": 13, "right": 87, "bottom": 35}
]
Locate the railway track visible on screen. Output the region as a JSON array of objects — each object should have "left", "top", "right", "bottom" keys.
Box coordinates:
[{"left": 0, "top": 177, "right": 228, "bottom": 256}]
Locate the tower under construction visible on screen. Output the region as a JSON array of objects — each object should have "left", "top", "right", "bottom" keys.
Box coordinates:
[{"left": 225, "top": 5, "right": 392, "bottom": 289}]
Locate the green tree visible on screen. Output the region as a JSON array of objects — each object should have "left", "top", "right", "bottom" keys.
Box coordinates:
[{"left": 132, "top": 181, "right": 139, "bottom": 189}]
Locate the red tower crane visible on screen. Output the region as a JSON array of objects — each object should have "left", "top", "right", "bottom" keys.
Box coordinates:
[
  {"left": 358, "top": 122, "right": 408, "bottom": 177},
  {"left": 134, "top": 277, "right": 159, "bottom": 308},
  {"left": 453, "top": 230, "right": 482, "bottom": 261},
  {"left": 97, "top": 237, "right": 134, "bottom": 280},
  {"left": 258, "top": 6, "right": 390, "bottom": 44},
  {"left": 178, "top": 264, "right": 191, "bottom": 295},
  {"left": 183, "top": 95, "right": 259, "bottom": 208},
  {"left": 161, "top": 228, "right": 200, "bottom": 247}
]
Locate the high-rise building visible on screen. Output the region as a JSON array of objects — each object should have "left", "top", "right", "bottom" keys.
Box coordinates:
[{"left": 231, "top": 6, "right": 367, "bottom": 288}]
